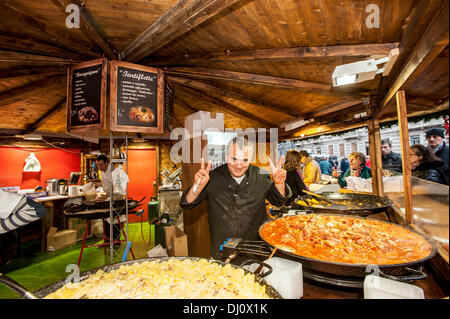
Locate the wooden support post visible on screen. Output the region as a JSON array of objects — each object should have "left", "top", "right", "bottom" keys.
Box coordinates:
[
  {"left": 396, "top": 90, "right": 413, "bottom": 224},
  {"left": 181, "top": 136, "right": 211, "bottom": 258},
  {"left": 367, "top": 118, "right": 384, "bottom": 196}
]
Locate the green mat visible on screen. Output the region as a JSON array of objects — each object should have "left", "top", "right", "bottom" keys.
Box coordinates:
[{"left": 0, "top": 222, "right": 154, "bottom": 299}]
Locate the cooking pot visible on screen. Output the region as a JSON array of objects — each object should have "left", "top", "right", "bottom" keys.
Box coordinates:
[
  {"left": 46, "top": 179, "right": 59, "bottom": 195},
  {"left": 0, "top": 257, "right": 282, "bottom": 299},
  {"left": 293, "top": 192, "right": 393, "bottom": 216},
  {"left": 258, "top": 213, "right": 437, "bottom": 280}
]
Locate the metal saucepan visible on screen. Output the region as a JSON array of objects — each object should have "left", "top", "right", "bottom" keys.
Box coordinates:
[
  {"left": 293, "top": 192, "right": 393, "bottom": 216},
  {"left": 258, "top": 213, "right": 437, "bottom": 280},
  {"left": 0, "top": 257, "right": 282, "bottom": 299}
]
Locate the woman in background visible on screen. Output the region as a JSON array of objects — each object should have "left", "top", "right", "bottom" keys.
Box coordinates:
[
  {"left": 284, "top": 150, "right": 308, "bottom": 205},
  {"left": 410, "top": 144, "right": 448, "bottom": 185},
  {"left": 332, "top": 152, "right": 371, "bottom": 188}
]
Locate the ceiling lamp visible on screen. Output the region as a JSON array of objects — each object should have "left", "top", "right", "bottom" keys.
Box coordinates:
[
  {"left": 282, "top": 118, "right": 314, "bottom": 131},
  {"left": 22, "top": 134, "right": 43, "bottom": 140},
  {"left": 332, "top": 48, "right": 399, "bottom": 87}
]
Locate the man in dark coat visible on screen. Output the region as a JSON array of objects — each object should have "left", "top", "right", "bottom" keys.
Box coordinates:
[
  {"left": 426, "top": 128, "right": 449, "bottom": 175},
  {"left": 180, "top": 137, "right": 291, "bottom": 259},
  {"left": 381, "top": 139, "right": 402, "bottom": 173}
]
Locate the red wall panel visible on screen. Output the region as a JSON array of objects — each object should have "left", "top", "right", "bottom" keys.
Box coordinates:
[
  {"left": 126, "top": 149, "right": 157, "bottom": 223},
  {"left": 0, "top": 146, "right": 81, "bottom": 189}
]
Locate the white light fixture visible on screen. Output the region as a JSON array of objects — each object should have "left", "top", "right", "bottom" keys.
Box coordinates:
[
  {"left": 282, "top": 119, "right": 314, "bottom": 132},
  {"left": 332, "top": 48, "right": 399, "bottom": 87},
  {"left": 22, "top": 134, "right": 43, "bottom": 140}
]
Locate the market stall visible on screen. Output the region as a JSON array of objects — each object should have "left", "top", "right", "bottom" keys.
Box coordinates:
[{"left": 0, "top": 0, "right": 448, "bottom": 301}]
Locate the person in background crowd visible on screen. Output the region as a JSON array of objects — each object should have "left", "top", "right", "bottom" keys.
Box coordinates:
[
  {"left": 332, "top": 152, "right": 371, "bottom": 188},
  {"left": 365, "top": 155, "right": 371, "bottom": 168},
  {"left": 284, "top": 150, "right": 308, "bottom": 205},
  {"left": 339, "top": 157, "right": 350, "bottom": 178},
  {"left": 328, "top": 158, "right": 336, "bottom": 170},
  {"left": 410, "top": 144, "right": 448, "bottom": 185},
  {"left": 319, "top": 157, "right": 333, "bottom": 175},
  {"left": 299, "top": 150, "right": 322, "bottom": 185},
  {"left": 381, "top": 139, "right": 402, "bottom": 173},
  {"left": 425, "top": 128, "right": 449, "bottom": 175}
]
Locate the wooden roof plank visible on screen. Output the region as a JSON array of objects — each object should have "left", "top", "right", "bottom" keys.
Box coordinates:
[
  {"left": 51, "top": 0, "right": 118, "bottom": 59},
  {"left": 148, "top": 43, "right": 399, "bottom": 65},
  {"left": 120, "top": 0, "right": 246, "bottom": 62},
  {"left": 0, "top": 74, "right": 66, "bottom": 108},
  {"left": 0, "top": 50, "right": 81, "bottom": 66},
  {"left": 165, "top": 66, "right": 365, "bottom": 99},
  {"left": 175, "top": 83, "right": 276, "bottom": 128},
  {"left": 24, "top": 97, "right": 67, "bottom": 133},
  {"left": 168, "top": 75, "right": 304, "bottom": 117},
  {"left": 376, "top": 0, "right": 449, "bottom": 117},
  {"left": 0, "top": 66, "right": 66, "bottom": 80},
  {"left": 0, "top": 3, "right": 97, "bottom": 58}
]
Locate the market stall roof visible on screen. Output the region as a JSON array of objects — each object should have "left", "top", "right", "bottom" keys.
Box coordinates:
[{"left": 0, "top": 0, "right": 448, "bottom": 140}]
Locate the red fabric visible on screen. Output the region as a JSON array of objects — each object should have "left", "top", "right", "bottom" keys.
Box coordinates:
[
  {"left": 0, "top": 146, "right": 80, "bottom": 189},
  {"left": 366, "top": 158, "right": 371, "bottom": 168}
]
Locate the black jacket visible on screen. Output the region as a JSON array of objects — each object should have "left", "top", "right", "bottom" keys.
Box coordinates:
[
  {"left": 382, "top": 151, "right": 402, "bottom": 173},
  {"left": 285, "top": 169, "right": 307, "bottom": 205},
  {"left": 412, "top": 161, "right": 448, "bottom": 185},
  {"left": 180, "top": 164, "right": 291, "bottom": 258},
  {"left": 434, "top": 142, "right": 449, "bottom": 174}
]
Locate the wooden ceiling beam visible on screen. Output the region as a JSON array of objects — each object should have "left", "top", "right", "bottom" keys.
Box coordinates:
[
  {"left": 0, "top": 50, "right": 81, "bottom": 66},
  {"left": 312, "top": 100, "right": 364, "bottom": 118},
  {"left": 0, "top": 3, "right": 97, "bottom": 58},
  {"left": 0, "top": 33, "right": 91, "bottom": 61},
  {"left": 148, "top": 43, "right": 399, "bottom": 66},
  {"left": 24, "top": 97, "right": 67, "bottom": 133},
  {"left": 0, "top": 66, "right": 66, "bottom": 80},
  {"left": 120, "top": 0, "right": 246, "bottom": 62},
  {"left": 376, "top": 0, "right": 449, "bottom": 118},
  {"left": 168, "top": 75, "right": 304, "bottom": 118},
  {"left": 174, "top": 83, "right": 276, "bottom": 128},
  {"left": 165, "top": 67, "right": 366, "bottom": 99},
  {"left": 51, "top": 0, "right": 118, "bottom": 60},
  {"left": 0, "top": 74, "right": 66, "bottom": 108}
]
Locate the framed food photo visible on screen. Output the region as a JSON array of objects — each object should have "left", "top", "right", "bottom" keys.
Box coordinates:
[
  {"left": 66, "top": 58, "right": 107, "bottom": 132},
  {"left": 110, "top": 61, "right": 171, "bottom": 134}
]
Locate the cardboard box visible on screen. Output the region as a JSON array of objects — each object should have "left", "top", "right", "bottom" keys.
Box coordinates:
[
  {"left": 68, "top": 218, "right": 92, "bottom": 241},
  {"left": 47, "top": 227, "right": 77, "bottom": 252},
  {"left": 164, "top": 225, "right": 188, "bottom": 257}
]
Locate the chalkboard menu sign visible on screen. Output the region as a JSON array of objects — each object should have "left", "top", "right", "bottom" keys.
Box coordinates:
[
  {"left": 67, "top": 58, "right": 107, "bottom": 132},
  {"left": 164, "top": 79, "right": 174, "bottom": 132},
  {"left": 110, "top": 61, "right": 171, "bottom": 134}
]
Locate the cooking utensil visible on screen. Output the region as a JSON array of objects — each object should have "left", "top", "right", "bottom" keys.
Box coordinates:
[
  {"left": 294, "top": 192, "right": 393, "bottom": 216},
  {"left": 257, "top": 213, "right": 437, "bottom": 281},
  {"left": 302, "top": 189, "right": 334, "bottom": 204},
  {"left": 192, "top": 177, "right": 202, "bottom": 195},
  {"left": 7, "top": 257, "right": 281, "bottom": 299}
]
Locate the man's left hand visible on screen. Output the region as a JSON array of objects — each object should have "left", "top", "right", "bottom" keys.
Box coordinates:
[{"left": 269, "top": 156, "right": 286, "bottom": 185}]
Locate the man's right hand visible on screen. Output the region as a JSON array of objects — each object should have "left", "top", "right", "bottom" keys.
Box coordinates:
[
  {"left": 193, "top": 158, "right": 212, "bottom": 192},
  {"left": 186, "top": 158, "right": 211, "bottom": 203}
]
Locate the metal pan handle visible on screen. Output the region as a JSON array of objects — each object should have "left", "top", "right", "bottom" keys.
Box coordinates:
[
  {"left": 378, "top": 267, "right": 427, "bottom": 282},
  {"left": 0, "top": 273, "right": 38, "bottom": 299},
  {"left": 240, "top": 259, "right": 273, "bottom": 278}
]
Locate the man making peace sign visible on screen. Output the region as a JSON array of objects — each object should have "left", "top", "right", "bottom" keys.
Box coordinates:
[{"left": 180, "top": 136, "right": 292, "bottom": 259}]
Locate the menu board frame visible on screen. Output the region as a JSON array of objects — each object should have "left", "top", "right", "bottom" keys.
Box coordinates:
[
  {"left": 66, "top": 58, "right": 107, "bottom": 133},
  {"left": 110, "top": 60, "right": 169, "bottom": 134}
]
